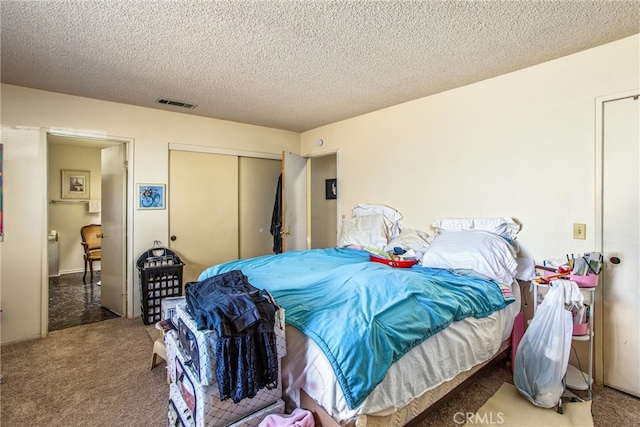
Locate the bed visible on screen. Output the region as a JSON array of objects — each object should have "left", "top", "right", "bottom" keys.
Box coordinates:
[{"left": 197, "top": 214, "right": 523, "bottom": 427}]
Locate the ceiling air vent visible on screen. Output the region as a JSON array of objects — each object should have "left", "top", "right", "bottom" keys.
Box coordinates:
[{"left": 156, "top": 98, "right": 197, "bottom": 109}]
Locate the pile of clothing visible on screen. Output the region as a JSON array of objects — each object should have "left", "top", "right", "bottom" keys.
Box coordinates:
[{"left": 184, "top": 270, "right": 280, "bottom": 403}]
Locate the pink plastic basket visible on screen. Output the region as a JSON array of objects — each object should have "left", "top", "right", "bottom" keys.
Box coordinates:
[
  {"left": 569, "top": 273, "right": 599, "bottom": 288},
  {"left": 542, "top": 271, "right": 598, "bottom": 288},
  {"left": 573, "top": 323, "right": 589, "bottom": 336}
]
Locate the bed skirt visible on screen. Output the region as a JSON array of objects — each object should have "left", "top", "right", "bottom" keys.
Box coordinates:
[{"left": 300, "top": 338, "right": 511, "bottom": 427}]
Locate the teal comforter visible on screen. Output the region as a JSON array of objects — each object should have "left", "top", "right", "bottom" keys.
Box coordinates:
[{"left": 198, "top": 247, "right": 511, "bottom": 409}]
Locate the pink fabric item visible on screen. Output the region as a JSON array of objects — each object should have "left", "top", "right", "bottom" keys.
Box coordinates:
[{"left": 258, "top": 408, "right": 315, "bottom": 427}]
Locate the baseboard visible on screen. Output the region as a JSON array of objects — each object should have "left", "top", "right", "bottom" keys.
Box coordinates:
[{"left": 57, "top": 268, "right": 101, "bottom": 275}]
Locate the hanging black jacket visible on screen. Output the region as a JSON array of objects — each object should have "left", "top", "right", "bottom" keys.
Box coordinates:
[{"left": 270, "top": 174, "right": 283, "bottom": 254}]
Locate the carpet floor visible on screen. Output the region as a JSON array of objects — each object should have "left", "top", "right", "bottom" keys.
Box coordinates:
[
  {"left": 467, "top": 382, "right": 592, "bottom": 426},
  {"left": 1, "top": 317, "right": 168, "bottom": 427},
  {"left": 1, "top": 317, "right": 638, "bottom": 427},
  {"left": 415, "top": 360, "right": 639, "bottom": 427}
]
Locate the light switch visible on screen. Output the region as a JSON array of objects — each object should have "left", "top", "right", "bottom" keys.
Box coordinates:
[{"left": 573, "top": 223, "right": 586, "bottom": 240}]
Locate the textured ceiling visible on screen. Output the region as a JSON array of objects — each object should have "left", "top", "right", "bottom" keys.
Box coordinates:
[{"left": 1, "top": 1, "right": 639, "bottom": 133}]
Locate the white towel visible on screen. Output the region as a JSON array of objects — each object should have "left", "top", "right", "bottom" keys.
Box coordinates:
[
  {"left": 88, "top": 200, "right": 101, "bottom": 213},
  {"left": 550, "top": 279, "right": 584, "bottom": 308}
]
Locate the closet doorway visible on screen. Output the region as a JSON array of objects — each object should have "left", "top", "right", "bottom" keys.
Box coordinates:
[
  {"left": 169, "top": 149, "right": 281, "bottom": 284},
  {"left": 280, "top": 151, "right": 339, "bottom": 252}
]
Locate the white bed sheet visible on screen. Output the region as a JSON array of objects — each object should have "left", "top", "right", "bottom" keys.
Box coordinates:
[{"left": 281, "top": 281, "right": 521, "bottom": 422}]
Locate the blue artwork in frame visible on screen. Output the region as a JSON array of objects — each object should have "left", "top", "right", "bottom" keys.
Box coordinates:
[{"left": 137, "top": 184, "right": 166, "bottom": 210}]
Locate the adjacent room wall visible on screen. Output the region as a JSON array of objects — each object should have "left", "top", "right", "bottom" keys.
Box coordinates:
[
  {"left": 48, "top": 142, "right": 102, "bottom": 273},
  {"left": 310, "top": 153, "right": 338, "bottom": 249},
  {"left": 0, "top": 86, "right": 299, "bottom": 343}
]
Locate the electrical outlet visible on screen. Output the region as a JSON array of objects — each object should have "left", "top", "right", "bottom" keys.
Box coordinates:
[{"left": 573, "top": 223, "right": 586, "bottom": 240}]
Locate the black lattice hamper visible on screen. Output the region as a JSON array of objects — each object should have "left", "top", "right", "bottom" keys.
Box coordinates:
[{"left": 137, "top": 247, "right": 184, "bottom": 325}]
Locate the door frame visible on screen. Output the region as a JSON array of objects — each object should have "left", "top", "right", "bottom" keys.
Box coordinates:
[
  {"left": 168, "top": 143, "right": 281, "bottom": 160},
  {"left": 42, "top": 129, "right": 134, "bottom": 335},
  {"left": 593, "top": 89, "right": 639, "bottom": 386}
]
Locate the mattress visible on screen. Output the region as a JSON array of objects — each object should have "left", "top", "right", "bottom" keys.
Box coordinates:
[
  {"left": 198, "top": 248, "right": 515, "bottom": 411},
  {"left": 282, "top": 281, "right": 521, "bottom": 424},
  {"left": 197, "top": 248, "right": 521, "bottom": 424}
]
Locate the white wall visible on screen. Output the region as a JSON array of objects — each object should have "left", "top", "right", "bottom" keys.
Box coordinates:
[
  {"left": 0, "top": 86, "right": 299, "bottom": 343},
  {"left": 301, "top": 35, "right": 639, "bottom": 262},
  {"left": 0, "top": 127, "right": 45, "bottom": 343}
]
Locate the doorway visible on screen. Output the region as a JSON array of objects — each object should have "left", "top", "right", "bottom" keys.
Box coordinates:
[
  {"left": 46, "top": 134, "right": 127, "bottom": 331},
  {"left": 310, "top": 153, "right": 338, "bottom": 249}
]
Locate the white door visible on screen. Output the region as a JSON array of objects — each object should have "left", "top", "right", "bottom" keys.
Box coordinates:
[
  {"left": 282, "top": 152, "right": 307, "bottom": 252},
  {"left": 602, "top": 95, "right": 640, "bottom": 397},
  {"left": 100, "top": 144, "right": 127, "bottom": 316},
  {"left": 169, "top": 150, "right": 239, "bottom": 283}
]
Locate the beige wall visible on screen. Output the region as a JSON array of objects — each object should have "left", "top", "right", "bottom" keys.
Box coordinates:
[
  {"left": 299, "top": 34, "right": 639, "bottom": 380},
  {"left": 48, "top": 143, "right": 102, "bottom": 273},
  {"left": 0, "top": 86, "right": 299, "bottom": 343},
  {"left": 301, "top": 35, "right": 639, "bottom": 262},
  {"left": 1, "top": 34, "right": 638, "bottom": 345}
]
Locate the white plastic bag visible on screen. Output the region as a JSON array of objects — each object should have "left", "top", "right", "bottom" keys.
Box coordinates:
[{"left": 514, "top": 281, "right": 573, "bottom": 408}]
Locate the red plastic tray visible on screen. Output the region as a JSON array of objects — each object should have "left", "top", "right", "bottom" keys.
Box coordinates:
[{"left": 369, "top": 255, "right": 419, "bottom": 268}]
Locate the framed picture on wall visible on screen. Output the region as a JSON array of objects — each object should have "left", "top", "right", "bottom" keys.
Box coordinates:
[
  {"left": 137, "top": 184, "right": 166, "bottom": 210},
  {"left": 61, "top": 169, "right": 90, "bottom": 199},
  {"left": 325, "top": 178, "right": 337, "bottom": 200}
]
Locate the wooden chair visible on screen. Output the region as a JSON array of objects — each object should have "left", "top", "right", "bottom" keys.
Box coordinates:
[{"left": 80, "top": 224, "right": 102, "bottom": 283}]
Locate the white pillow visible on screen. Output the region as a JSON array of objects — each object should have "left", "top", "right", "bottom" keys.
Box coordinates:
[
  {"left": 421, "top": 230, "right": 518, "bottom": 284},
  {"left": 337, "top": 214, "right": 391, "bottom": 250},
  {"left": 383, "top": 228, "right": 431, "bottom": 254},
  {"left": 352, "top": 204, "right": 403, "bottom": 239},
  {"left": 432, "top": 217, "right": 521, "bottom": 239}
]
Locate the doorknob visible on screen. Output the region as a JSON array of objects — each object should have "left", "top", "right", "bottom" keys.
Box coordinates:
[
  {"left": 170, "top": 235, "right": 177, "bottom": 241},
  {"left": 280, "top": 229, "right": 291, "bottom": 236},
  {"left": 609, "top": 256, "right": 621, "bottom": 265},
  {"left": 97, "top": 233, "right": 106, "bottom": 238}
]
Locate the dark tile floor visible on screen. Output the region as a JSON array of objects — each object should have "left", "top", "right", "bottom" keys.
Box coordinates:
[{"left": 48, "top": 271, "right": 120, "bottom": 332}]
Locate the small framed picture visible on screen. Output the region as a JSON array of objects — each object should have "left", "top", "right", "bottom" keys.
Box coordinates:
[
  {"left": 137, "top": 184, "right": 166, "bottom": 210},
  {"left": 61, "top": 169, "right": 90, "bottom": 199},
  {"left": 325, "top": 178, "right": 337, "bottom": 200}
]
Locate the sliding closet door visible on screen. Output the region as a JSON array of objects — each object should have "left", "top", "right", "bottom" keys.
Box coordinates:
[
  {"left": 238, "top": 157, "right": 282, "bottom": 259},
  {"left": 169, "top": 150, "right": 238, "bottom": 284}
]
